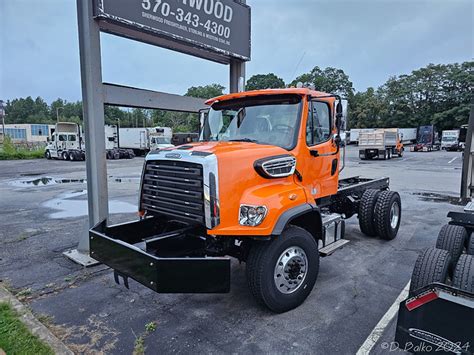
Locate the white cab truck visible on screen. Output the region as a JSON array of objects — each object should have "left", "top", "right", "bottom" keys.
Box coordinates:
[
  {"left": 45, "top": 122, "right": 85, "bottom": 161},
  {"left": 358, "top": 128, "right": 403, "bottom": 160},
  {"left": 45, "top": 123, "right": 135, "bottom": 161},
  {"left": 118, "top": 127, "right": 173, "bottom": 155},
  {"left": 441, "top": 129, "right": 461, "bottom": 151}
]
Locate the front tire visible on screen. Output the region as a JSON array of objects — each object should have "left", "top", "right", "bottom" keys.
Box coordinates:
[
  {"left": 45, "top": 150, "right": 51, "bottom": 159},
  {"left": 246, "top": 226, "right": 319, "bottom": 313}
]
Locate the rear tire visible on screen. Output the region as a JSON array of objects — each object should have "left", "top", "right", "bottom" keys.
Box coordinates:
[
  {"left": 374, "top": 190, "right": 401, "bottom": 240},
  {"left": 435, "top": 224, "right": 467, "bottom": 266},
  {"left": 69, "top": 152, "right": 75, "bottom": 161},
  {"left": 246, "top": 226, "right": 319, "bottom": 313},
  {"left": 398, "top": 148, "right": 403, "bottom": 157},
  {"left": 387, "top": 149, "right": 392, "bottom": 160},
  {"left": 409, "top": 248, "right": 451, "bottom": 295},
  {"left": 358, "top": 189, "right": 381, "bottom": 237},
  {"left": 452, "top": 254, "right": 474, "bottom": 293},
  {"left": 61, "top": 151, "right": 68, "bottom": 160}
]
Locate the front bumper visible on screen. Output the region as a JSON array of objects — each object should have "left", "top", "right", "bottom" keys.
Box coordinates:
[{"left": 90, "top": 217, "right": 230, "bottom": 293}]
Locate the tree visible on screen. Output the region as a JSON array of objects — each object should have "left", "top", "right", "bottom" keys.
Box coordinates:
[
  {"left": 246, "top": 73, "right": 285, "bottom": 90},
  {"left": 185, "top": 84, "right": 225, "bottom": 99},
  {"left": 291, "top": 66, "right": 354, "bottom": 98}
]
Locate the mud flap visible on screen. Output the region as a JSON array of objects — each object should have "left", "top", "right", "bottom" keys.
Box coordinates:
[{"left": 90, "top": 219, "right": 231, "bottom": 293}]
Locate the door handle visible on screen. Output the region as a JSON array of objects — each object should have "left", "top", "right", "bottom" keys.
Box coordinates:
[{"left": 310, "top": 150, "right": 319, "bottom": 157}]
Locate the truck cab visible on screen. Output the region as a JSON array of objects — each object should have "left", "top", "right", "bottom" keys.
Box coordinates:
[
  {"left": 149, "top": 127, "right": 174, "bottom": 151},
  {"left": 45, "top": 122, "right": 84, "bottom": 161},
  {"left": 90, "top": 88, "right": 401, "bottom": 312}
]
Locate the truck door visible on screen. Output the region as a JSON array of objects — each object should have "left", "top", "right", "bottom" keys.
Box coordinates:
[{"left": 300, "top": 99, "right": 339, "bottom": 200}]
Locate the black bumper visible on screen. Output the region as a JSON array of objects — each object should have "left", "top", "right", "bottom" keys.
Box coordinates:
[
  {"left": 90, "top": 217, "right": 230, "bottom": 293},
  {"left": 395, "top": 283, "right": 474, "bottom": 354}
]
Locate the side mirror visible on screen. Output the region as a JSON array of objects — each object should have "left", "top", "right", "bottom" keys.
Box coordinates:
[{"left": 336, "top": 102, "right": 343, "bottom": 130}]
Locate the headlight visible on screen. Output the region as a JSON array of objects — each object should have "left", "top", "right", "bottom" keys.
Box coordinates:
[
  {"left": 254, "top": 155, "right": 296, "bottom": 178},
  {"left": 239, "top": 205, "right": 267, "bottom": 226}
]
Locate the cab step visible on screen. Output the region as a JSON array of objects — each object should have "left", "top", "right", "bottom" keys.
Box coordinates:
[{"left": 319, "top": 239, "right": 350, "bottom": 256}]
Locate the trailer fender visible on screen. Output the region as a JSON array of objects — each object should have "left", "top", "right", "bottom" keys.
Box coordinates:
[{"left": 272, "top": 204, "right": 323, "bottom": 241}]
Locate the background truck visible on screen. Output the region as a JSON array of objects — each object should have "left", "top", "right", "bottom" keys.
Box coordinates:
[
  {"left": 90, "top": 88, "right": 402, "bottom": 313},
  {"left": 45, "top": 122, "right": 85, "bottom": 161},
  {"left": 358, "top": 128, "right": 404, "bottom": 160},
  {"left": 398, "top": 128, "right": 417, "bottom": 144},
  {"left": 441, "top": 129, "right": 461, "bottom": 151},
  {"left": 171, "top": 132, "right": 199, "bottom": 146},
  {"left": 349, "top": 128, "right": 374, "bottom": 144},
  {"left": 118, "top": 127, "right": 173, "bottom": 155},
  {"left": 395, "top": 106, "right": 474, "bottom": 353},
  {"left": 412, "top": 125, "right": 440, "bottom": 152},
  {"left": 45, "top": 123, "right": 135, "bottom": 161}
]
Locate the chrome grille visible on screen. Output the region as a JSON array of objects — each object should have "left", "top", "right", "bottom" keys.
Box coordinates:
[{"left": 141, "top": 160, "right": 205, "bottom": 224}]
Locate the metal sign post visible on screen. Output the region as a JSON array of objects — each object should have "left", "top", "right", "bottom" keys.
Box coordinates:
[{"left": 66, "top": 0, "right": 249, "bottom": 266}]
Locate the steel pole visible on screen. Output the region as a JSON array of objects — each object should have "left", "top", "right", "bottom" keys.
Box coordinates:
[{"left": 64, "top": 0, "right": 108, "bottom": 265}]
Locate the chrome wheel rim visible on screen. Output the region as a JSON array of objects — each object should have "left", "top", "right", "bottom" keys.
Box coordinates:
[
  {"left": 274, "top": 246, "right": 308, "bottom": 294},
  {"left": 390, "top": 202, "right": 400, "bottom": 229}
]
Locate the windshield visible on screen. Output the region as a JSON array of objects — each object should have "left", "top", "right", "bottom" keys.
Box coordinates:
[
  {"left": 151, "top": 137, "right": 171, "bottom": 144},
  {"left": 200, "top": 95, "right": 302, "bottom": 150},
  {"left": 442, "top": 136, "right": 456, "bottom": 142}
]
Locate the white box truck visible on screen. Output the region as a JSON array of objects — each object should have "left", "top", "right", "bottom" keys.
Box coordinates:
[
  {"left": 398, "top": 128, "right": 417, "bottom": 144},
  {"left": 358, "top": 128, "right": 404, "bottom": 160},
  {"left": 119, "top": 127, "right": 173, "bottom": 155},
  {"left": 441, "top": 130, "right": 461, "bottom": 151}
]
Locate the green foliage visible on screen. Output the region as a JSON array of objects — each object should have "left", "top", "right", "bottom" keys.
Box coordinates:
[
  {"left": 246, "top": 73, "right": 285, "bottom": 90},
  {"left": 0, "top": 302, "right": 54, "bottom": 355},
  {"left": 0, "top": 136, "right": 45, "bottom": 160},
  {"left": 291, "top": 66, "right": 354, "bottom": 98},
  {"left": 349, "top": 61, "right": 473, "bottom": 129},
  {"left": 185, "top": 83, "right": 225, "bottom": 99}
]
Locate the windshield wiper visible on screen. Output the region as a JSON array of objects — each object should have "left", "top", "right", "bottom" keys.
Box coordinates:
[{"left": 228, "top": 138, "right": 258, "bottom": 143}]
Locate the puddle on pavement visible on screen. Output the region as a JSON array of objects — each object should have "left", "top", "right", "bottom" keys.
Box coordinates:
[
  {"left": 9, "top": 177, "right": 86, "bottom": 187},
  {"left": 412, "top": 192, "right": 465, "bottom": 206},
  {"left": 8, "top": 176, "right": 140, "bottom": 187},
  {"left": 42, "top": 190, "right": 137, "bottom": 219}
]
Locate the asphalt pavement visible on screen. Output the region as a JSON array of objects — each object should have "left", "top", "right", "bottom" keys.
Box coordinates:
[{"left": 0, "top": 145, "right": 464, "bottom": 354}]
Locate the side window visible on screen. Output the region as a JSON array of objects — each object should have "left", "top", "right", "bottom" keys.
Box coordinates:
[
  {"left": 68, "top": 135, "right": 76, "bottom": 142},
  {"left": 306, "top": 101, "right": 331, "bottom": 146}
]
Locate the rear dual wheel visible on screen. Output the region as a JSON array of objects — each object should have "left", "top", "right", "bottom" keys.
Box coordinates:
[
  {"left": 246, "top": 226, "right": 319, "bottom": 313},
  {"left": 359, "top": 190, "right": 401, "bottom": 240}
]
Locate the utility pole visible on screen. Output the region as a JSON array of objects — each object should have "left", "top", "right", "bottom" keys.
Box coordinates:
[
  {"left": 56, "top": 107, "right": 64, "bottom": 123},
  {"left": 0, "top": 100, "right": 5, "bottom": 141}
]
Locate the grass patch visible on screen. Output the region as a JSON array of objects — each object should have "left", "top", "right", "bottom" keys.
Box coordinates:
[
  {"left": 0, "top": 136, "right": 45, "bottom": 160},
  {"left": 0, "top": 302, "right": 54, "bottom": 355}
]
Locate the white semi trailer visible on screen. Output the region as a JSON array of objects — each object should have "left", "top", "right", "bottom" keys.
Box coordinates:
[{"left": 118, "top": 127, "right": 173, "bottom": 155}]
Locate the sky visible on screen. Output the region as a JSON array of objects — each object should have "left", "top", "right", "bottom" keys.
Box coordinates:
[{"left": 1, "top": 0, "right": 473, "bottom": 104}]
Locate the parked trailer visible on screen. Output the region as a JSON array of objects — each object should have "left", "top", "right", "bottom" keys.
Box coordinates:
[
  {"left": 118, "top": 127, "right": 173, "bottom": 155},
  {"left": 358, "top": 128, "right": 404, "bottom": 160},
  {"left": 89, "top": 88, "right": 402, "bottom": 313},
  {"left": 411, "top": 125, "right": 440, "bottom": 152},
  {"left": 104, "top": 125, "right": 135, "bottom": 159},
  {"left": 395, "top": 106, "right": 474, "bottom": 353},
  {"left": 441, "top": 129, "right": 461, "bottom": 151},
  {"left": 398, "top": 128, "right": 417, "bottom": 144}
]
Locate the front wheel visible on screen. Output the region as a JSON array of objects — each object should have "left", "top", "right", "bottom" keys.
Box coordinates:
[
  {"left": 246, "top": 226, "right": 319, "bottom": 313},
  {"left": 45, "top": 150, "right": 51, "bottom": 159}
]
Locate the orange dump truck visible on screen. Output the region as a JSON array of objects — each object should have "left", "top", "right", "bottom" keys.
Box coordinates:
[{"left": 90, "top": 88, "right": 402, "bottom": 312}]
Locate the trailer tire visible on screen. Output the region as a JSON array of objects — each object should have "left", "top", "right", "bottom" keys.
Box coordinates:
[
  {"left": 452, "top": 254, "right": 474, "bottom": 293},
  {"left": 246, "top": 225, "right": 319, "bottom": 313},
  {"left": 409, "top": 248, "right": 451, "bottom": 295},
  {"left": 435, "top": 224, "right": 467, "bottom": 266},
  {"left": 106, "top": 151, "right": 112, "bottom": 159},
  {"left": 45, "top": 150, "right": 51, "bottom": 159},
  {"left": 113, "top": 152, "right": 120, "bottom": 160},
  {"left": 374, "top": 190, "right": 401, "bottom": 240},
  {"left": 359, "top": 189, "right": 381, "bottom": 237}
]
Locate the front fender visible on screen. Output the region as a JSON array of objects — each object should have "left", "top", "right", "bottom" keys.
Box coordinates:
[{"left": 208, "top": 181, "right": 308, "bottom": 236}]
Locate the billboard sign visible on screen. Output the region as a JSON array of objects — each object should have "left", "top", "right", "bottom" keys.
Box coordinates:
[{"left": 94, "top": 0, "right": 251, "bottom": 63}]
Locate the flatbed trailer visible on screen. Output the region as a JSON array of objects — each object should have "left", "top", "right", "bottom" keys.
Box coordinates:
[{"left": 90, "top": 176, "right": 390, "bottom": 293}]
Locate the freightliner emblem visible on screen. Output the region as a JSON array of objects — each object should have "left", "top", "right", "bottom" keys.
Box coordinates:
[{"left": 165, "top": 153, "right": 182, "bottom": 159}]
